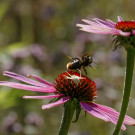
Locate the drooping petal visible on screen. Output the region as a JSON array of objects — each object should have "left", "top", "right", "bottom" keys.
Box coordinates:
[
  {"left": 96, "top": 103, "right": 135, "bottom": 126},
  {"left": 3, "top": 71, "right": 47, "bottom": 87},
  {"left": 80, "top": 102, "right": 109, "bottom": 122},
  {"left": 0, "top": 81, "right": 56, "bottom": 93},
  {"left": 124, "top": 115, "right": 135, "bottom": 126},
  {"left": 27, "top": 74, "right": 53, "bottom": 86},
  {"left": 23, "top": 94, "right": 64, "bottom": 99},
  {"left": 80, "top": 102, "right": 135, "bottom": 130},
  {"left": 133, "top": 30, "right": 135, "bottom": 36},
  {"left": 91, "top": 103, "right": 126, "bottom": 130},
  {"left": 117, "top": 16, "right": 123, "bottom": 22},
  {"left": 119, "top": 31, "right": 131, "bottom": 36},
  {"left": 42, "top": 97, "right": 70, "bottom": 109}
]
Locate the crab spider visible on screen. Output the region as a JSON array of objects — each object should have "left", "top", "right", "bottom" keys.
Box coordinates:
[{"left": 63, "top": 71, "right": 85, "bottom": 83}]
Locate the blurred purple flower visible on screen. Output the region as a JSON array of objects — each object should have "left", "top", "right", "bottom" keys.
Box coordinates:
[
  {"left": 12, "top": 44, "right": 48, "bottom": 61},
  {"left": 2, "top": 112, "right": 23, "bottom": 133},
  {"left": 25, "top": 112, "right": 44, "bottom": 127},
  {"left": 0, "top": 71, "right": 135, "bottom": 130}
]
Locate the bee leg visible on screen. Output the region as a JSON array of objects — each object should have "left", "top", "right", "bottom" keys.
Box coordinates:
[
  {"left": 89, "top": 65, "right": 96, "bottom": 70},
  {"left": 74, "top": 69, "right": 81, "bottom": 77},
  {"left": 77, "top": 69, "right": 82, "bottom": 77},
  {"left": 89, "top": 65, "right": 94, "bottom": 68},
  {"left": 83, "top": 67, "right": 87, "bottom": 76}
]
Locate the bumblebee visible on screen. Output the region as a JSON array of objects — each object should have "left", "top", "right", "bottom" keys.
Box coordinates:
[{"left": 67, "top": 52, "right": 94, "bottom": 75}]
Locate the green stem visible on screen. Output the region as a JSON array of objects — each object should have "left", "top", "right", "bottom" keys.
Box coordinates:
[
  {"left": 58, "top": 101, "right": 75, "bottom": 135},
  {"left": 113, "top": 47, "right": 135, "bottom": 135}
]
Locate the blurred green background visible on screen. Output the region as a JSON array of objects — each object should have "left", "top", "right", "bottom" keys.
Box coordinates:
[{"left": 0, "top": 0, "right": 135, "bottom": 135}]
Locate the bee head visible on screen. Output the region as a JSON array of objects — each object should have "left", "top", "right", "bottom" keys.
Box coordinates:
[
  {"left": 88, "top": 56, "right": 93, "bottom": 62},
  {"left": 83, "top": 55, "right": 93, "bottom": 64}
]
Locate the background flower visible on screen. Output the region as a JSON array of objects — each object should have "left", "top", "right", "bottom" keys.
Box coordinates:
[
  {"left": 77, "top": 16, "right": 135, "bottom": 49},
  {"left": 77, "top": 16, "right": 132, "bottom": 36}
]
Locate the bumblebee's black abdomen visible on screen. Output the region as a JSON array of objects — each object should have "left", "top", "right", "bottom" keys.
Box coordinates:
[
  {"left": 70, "top": 62, "right": 81, "bottom": 69},
  {"left": 67, "top": 59, "right": 81, "bottom": 70}
]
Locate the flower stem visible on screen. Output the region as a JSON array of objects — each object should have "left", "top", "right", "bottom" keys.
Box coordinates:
[
  {"left": 113, "top": 47, "right": 135, "bottom": 135},
  {"left": 58, "top": 101, "right": 75, "bottom": 135}
]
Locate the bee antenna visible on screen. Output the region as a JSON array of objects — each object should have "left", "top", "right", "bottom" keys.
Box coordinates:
[
  {"left": 93, "top": 61, "right": 97, "bottom": 64},
  {"left": 93, "top": 67, "right": 96, "bottom": 70},
  {"left": 91, "top": 52, "right": 94, "bottom": 58}
]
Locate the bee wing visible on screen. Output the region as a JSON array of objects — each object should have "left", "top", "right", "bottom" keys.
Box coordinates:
[
  {"left": 68, "top": 56, "right": 81, "bottom": 61},
  {"left": 83, "top": 52, "right": 94, "bottom": 57},
  {"left": 68, "top": 56, "right": 73, "bottom": 60},
  {"left": 82, "top": 52, "right": 90, "bottom": 59}
]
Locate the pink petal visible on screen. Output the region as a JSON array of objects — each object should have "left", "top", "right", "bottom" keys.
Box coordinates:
[
  {"left": 93, "top": 18, "right": 114, "bottom": 28},
  {"left": 0, "top": 81, "right": 56, "bottom": 93},
  {"left": 77, "top": 23, "right": 108, "bottom": 31},
  {"left": 119, "top": 31, "right": 131, "bottom": 36},
  {"left": 97, "top": 103, "right": 135, "bottom": 126},
  {"left": 92, "top": 103, "right": 127, "bottom": 130},
  {"left": 124, "top": 115, "right": 135, "bottom": 126},
  {"left": 77, "top": 22, "right": 126, "bottom": 36},
  {"left": 106, "top": 19, "right": 116, "bottom": 27},
  {"left": 42, "top": 97, "right": 70, "bottom": 109},
  {"left": 23, "top": 94, "right": 64, "bottom": 99},
  {"left": 81, "top": 19, "right": 98, "bottom": 25},
  {"left": 81, "top": 19, "right": 110, "bottom": 29},
  {"left": 80, "top": 102, "right": 109, "bottom": 122},
  {"left": 27, "top": 74, "right": 53, "bottom": 86},
  {"left": 3, "top": 71, "right": 47, "bottom": 87},
  {"left": 80, "top": 102, "right": 132, "bottom": 130},
  {"left": 79, "top": 26, "right": 120, "bottom": 35},
  {"left": 117, "top": 16, "right": 123, "bottom": 22},
  {"left": 81, "top": 19, "right": 114, "bottom": 28},
  {"left": 133, "top": 30, "right": 135, "bottom": 36},
  {"left": 77, "top": 17, "right": 131, "bottom": 37}
]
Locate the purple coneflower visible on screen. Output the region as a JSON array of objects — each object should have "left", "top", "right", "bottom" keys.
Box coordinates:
[
  {"left": 0, "top": 71, "right": 135, "bottom": 131},
  {"left": 77, "top": 16, "right": 135, "bottom": 49},
  {"left": 77, "top": 16, "right": 135, "bottom": 36}
]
